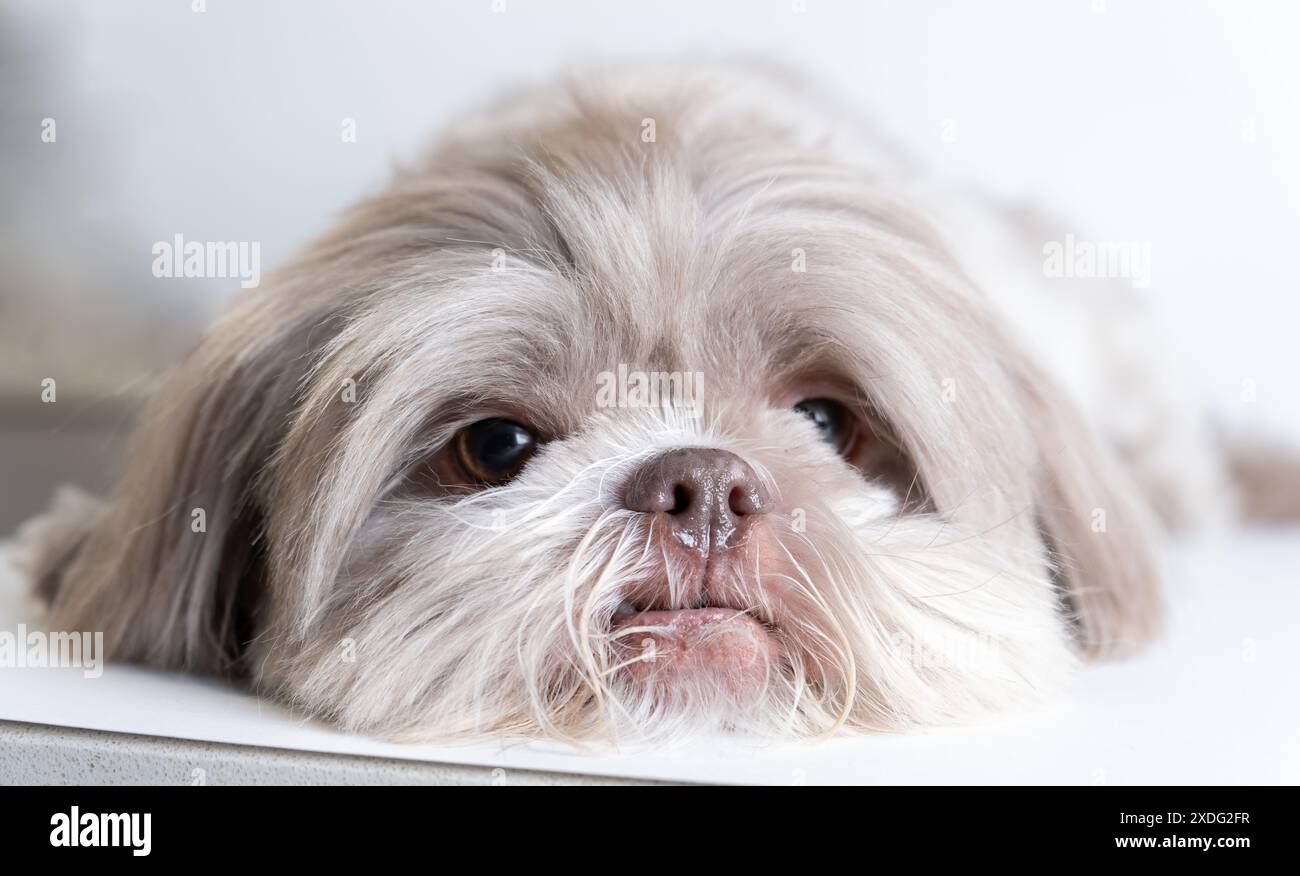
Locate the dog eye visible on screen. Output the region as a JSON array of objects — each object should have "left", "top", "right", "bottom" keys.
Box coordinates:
[
  {"left": 793, "top": 398, "right": 857, "bottom": 456},
  {"left": 454, "top": 418, "right": 537, "bottom": 485}
]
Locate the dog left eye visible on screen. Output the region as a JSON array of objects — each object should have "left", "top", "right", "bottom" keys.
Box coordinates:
[
  {"left": 454, "top": 418, "right": 538, "bottom": 485},
  {"left": 793, "top": 398, "right": 857, "bottom": 456}
]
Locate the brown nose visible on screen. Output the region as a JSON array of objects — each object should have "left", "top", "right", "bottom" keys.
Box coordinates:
[{"left": 623, "top": 448, "right": 769, "bottom": 554}]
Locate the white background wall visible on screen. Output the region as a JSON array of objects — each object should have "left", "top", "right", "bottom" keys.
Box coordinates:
[{"left": 4, "top": 0, "right": 1298, "bottom": 435}]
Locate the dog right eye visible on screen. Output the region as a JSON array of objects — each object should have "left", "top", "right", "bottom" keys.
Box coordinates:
[{"left": 453, "top": 418, "right": 538, "bottom": 485}]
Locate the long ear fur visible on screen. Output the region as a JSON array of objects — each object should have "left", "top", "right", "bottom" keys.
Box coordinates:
[
  {"left": 831, "top": 273, "right": 1165, "bottom": 661},
  {"left": 20, "top": 306, "right": 309, "bottom": 675},
  {"left": 1016, "top": 364, "right": 1164, "bottom": 658}
]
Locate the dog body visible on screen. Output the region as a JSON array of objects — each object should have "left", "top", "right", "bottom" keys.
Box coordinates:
[{"left": 22, "top": 64, "right": 1236, "bottom": 741}]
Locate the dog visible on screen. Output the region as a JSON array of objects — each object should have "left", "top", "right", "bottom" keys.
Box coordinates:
[{"left": 17, "top": 62, "right": 1291, "bottom": 742}]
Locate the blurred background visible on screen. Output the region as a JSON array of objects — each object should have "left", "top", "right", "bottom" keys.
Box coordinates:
[{"left": 2, "top": 0, "right": 1298, "bottom": 534}]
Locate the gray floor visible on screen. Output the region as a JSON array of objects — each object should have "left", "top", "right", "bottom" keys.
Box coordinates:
[{"left": 0, "top": 720, "right": 652, "bottom": 786}]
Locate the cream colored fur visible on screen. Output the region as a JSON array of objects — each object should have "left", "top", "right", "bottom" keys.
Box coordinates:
[{"left": 19, "top": 62, "right": 1196, "bottom": 742}]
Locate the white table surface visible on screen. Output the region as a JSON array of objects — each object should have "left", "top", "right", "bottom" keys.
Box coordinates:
[{"left": 2, "top": 532, "right": 1296, "bottom": 785}]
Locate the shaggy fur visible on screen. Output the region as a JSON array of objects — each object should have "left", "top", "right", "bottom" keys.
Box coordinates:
[{"left": 19, "top": 62, "right": 1239, "bottom": 742}]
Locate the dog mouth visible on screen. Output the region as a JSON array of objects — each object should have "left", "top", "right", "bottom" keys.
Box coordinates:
[{"left": 608, "top": 599, "right": 781, "bottom": 690}]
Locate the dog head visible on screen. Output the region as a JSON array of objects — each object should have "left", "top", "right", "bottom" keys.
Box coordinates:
[{"left": 31, "top": 65, "right": 1160, "bottom": 741}]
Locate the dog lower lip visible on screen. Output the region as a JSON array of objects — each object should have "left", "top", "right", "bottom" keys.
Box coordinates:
[
  {"left": 615, "top": 606, "right": 775, "bottom": 634},
  {"left": 608, "top": 587, "right": 769, "bottom": 629},
  {"left": 609, "top": 607, "right": 780, "bottom": 686},
  {"left": 611, "top": 594, "right": 774, "bottom": 629}
]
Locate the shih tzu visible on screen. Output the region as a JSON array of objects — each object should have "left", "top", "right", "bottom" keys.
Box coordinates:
[{"left": 20, "top": 62, "right": 1277, "bottom": 743}]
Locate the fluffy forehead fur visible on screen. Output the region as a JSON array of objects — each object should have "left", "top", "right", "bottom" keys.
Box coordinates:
[{"left": 23, "top": 62, "right": 1162, "bottom": 742}]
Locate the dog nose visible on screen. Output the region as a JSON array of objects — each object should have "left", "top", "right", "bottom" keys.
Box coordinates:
[{"left": 623, "top": 448, "right": 769, "bottom": 553}]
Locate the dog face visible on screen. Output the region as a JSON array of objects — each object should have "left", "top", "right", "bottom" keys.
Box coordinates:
[{"left": 29, "top": 66, "right": 1161, "bottom": 741}]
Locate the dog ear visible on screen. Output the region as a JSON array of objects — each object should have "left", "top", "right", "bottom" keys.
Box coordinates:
[
  {"left": 24, "top": 319, "right": 300, "bottom": 675},
  {"left": 1017, "top": 370, "right": 1164, "bottom": 658},
  {"left": 849, "top": 299, "right": 1165, "bottom": 660}
]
